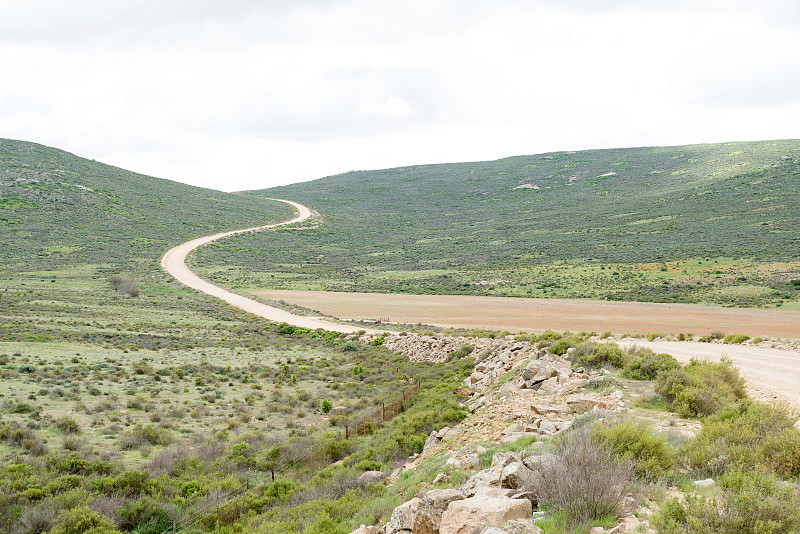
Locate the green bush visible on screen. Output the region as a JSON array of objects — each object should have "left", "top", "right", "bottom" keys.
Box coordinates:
[
  {"left": 684, "top": 399, "right": 800, "bottom": 477},
  {"left": 723, "top": 333, "right": 751, "bottom": 344},
  {"left": 622, "top": 347, "right": 679, "bottom": 380},
  {"left": 50, "top": 506, "right": 120, "bottom": 534},
  {"left": 654, "top": 467, "right": 800, "bottom": 533},
  {"left": 654, "top": 358, "right": 746, "bottom": 417},
  {"left": 55, "top": 416, "right": 81, "bottom": 434},
  {"left": 570, "top": 342, "right": 628, "bottom": 368},
  {"left": 591, "top": 418, "right": 676, "bottom": 481},
  {"left": 549, "top": 338, "right": 576, "bottom": 356}
]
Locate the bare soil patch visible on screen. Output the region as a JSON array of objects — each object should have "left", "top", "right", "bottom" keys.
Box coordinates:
[{"left": 255, "top": 290, "right": 800, "bottom": 339}]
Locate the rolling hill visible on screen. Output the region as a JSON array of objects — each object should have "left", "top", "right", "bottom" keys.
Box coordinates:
[{"left": 191, "top": 140, "right": 800, "bottom": 307}]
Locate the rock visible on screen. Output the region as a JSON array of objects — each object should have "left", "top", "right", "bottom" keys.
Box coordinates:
[
  {"left": 522, "top": 361, "right": 558, "bottom": 389},
  {"left": 609, "top": 516, "right": 652, "bottom": 534},
  {"left": 529, "top": 403, "right": 562, "bottom": 416},
  {"left": 693, "top": 478, "right": 715, "bottom": 489},
  {"left": 537, "top": 418, "right": 557, "bottom": 435},
  {"left": 505, "top": 519, "right": 544, "bottom": 533},
  {"left": 461, "top": 468, "right": 502, "bottom": 496},
  {"left": 509, "top": 491, "right": 537, "bottom": 506},
  {"left": 357, "top": 470, "right": 387, "bottom": 486},
  {"left": 455, "top": 386, "right": 475, "bottom": 396},
  {"left": 424, "top": 430, "right": 442, "bottom": 452},
  {"left": 535, "top": 377, "right": 560, "bottom": 394},
  {"left": 470, "top": 371, "right": 487, "bottom": 384},
  {"left": 502, "top": 423, "right": 522, "bottom": 436},
  {"left": 491, "top": 452, "right": 521, "bottom": 469},
  {"left": 479, "top": 528, "right": 507, "bottom": 534},
  {"left": 500, "top": 462, "right": 542, "bottom": 491},
  {"left": 439, "top": 495, "right": 532, "bottom": 534},
  {"left": 589, "top": 528, "right": 605, "bottom": 534},
  {"left": 433, "top": 473, "right": 448, "bottom": 485},
  {"left": 446, "top": 457, "right": 462, "bottom": 469},
  {"left": 387, "top": 497, "right": 422, "bottom": 533},
  {"left": 566, "top": 394, "right": 608, "bottom": 413},
  {"left": 414, "top": 489, "right": 466, "bottom": 534}
]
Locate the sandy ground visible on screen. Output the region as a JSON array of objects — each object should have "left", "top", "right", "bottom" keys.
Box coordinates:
[
  {"left": 617, "top": 340, "right": 800, "bottom": 409},
  {"left": 255, "top": 290, "right": 800, "bottom": 338},
  {"left": 160, "top": 199, "right": 366, "bottom": 334}
]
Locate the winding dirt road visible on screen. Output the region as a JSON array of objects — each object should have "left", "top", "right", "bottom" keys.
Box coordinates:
[
  {"left": 162, "top": 198, "right": 800, "bottom": 409},
  {"left": 160, "top": 198, "right": 366, "bottom": 334}
]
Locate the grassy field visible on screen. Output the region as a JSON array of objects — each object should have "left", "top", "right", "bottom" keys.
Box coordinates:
[{"left": 190, "top": 140, "right": 800, "bottom": 308}]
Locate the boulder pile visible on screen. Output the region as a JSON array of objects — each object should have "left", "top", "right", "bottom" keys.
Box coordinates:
[{"left": 348, "top": 333, "right": 660, "bottom": 534}]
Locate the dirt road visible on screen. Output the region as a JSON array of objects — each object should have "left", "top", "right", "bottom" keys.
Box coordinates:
[
  {"left": 160, "top": 199, "right": 366, "bottom": 334},
  {"left": 618, "top": 340, "right": 800, "bottom": 409},
  {"left": 163, "top": 198, "right": 800, "bottom": 410}
]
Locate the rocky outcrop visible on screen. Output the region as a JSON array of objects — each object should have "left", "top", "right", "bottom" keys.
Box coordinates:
[{"left": 439, "top": 494, "right": 532, "bottom": 534}]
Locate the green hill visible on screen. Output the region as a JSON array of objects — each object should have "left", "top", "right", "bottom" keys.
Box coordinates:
[
  {"left": 0, "top": 138, "right": 292, "bottom": 270},
  {"left": 0, "top": 138, "right": 292, "bottom": 346},
  {"left": 191, "top": 140, "right": 800, "bottom": 307}
]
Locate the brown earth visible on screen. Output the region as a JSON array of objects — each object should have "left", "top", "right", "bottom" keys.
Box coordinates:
[{"left": 254, "top": 290, "right": 800, "bottom": 339}]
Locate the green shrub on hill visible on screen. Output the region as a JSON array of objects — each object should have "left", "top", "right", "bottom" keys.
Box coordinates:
[{"left": 654, "top": 358, "right": 746, "bottom": 417}]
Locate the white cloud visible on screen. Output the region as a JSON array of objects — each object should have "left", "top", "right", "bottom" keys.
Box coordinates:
[
  {"left": 354, "top": 96, "right": 412, "bottom": 118},
  {"left": 1, "top": 1, "right": 799, "bottom": 191}
]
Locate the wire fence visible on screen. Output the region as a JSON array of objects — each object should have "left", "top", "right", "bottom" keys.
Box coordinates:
[{"left": 164, "top": 381, "right": 419, "bottom": 533}]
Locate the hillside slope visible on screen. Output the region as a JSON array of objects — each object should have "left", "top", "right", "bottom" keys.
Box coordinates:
[
  {"left": 192, "top": 140, "right": 800, "bottom": 307},
  {"left": 0, "top": 138, "right": 292, "bottom": 271}
]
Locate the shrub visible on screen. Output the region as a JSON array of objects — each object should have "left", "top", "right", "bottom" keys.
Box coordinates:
[
  {"left": 622, "top": 347, "right": 679, "bottom": 380},
  {"left": 50, "top": 506, "right": 120, "bottom": 534},
  {"left": 591, "top": 418, "right": 676, "bottom": 481},
  {"left": 321, "top": 399, "right": 333, "bottom": 414},
  {"left": 571, "top": 342, "right": 628, "bottom": 368},
  {"left": 549, "top": 338, "right": 576, "bottom": 356},
  {"left": 684, "top": 399, "right": 800, "bottom": 477},
  {"left": 723, "top": 333, "right": 751, "bottom": 344},
  {"left": 533, "top": 426, "right": 632, "bottom": 524},
  {"left": 55, "top": 416, "right": 81, "bottom": 434},
  {"left": 653, "top": 467, "right": 800, "bottom": 533},
  {"left": 654, "top": 358, "right": 746, "bottom": 417}
]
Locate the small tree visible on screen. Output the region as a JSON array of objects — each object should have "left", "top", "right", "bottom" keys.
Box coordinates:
[
  {"left": 108, "top": 274, "right": 124, "bottom": 292},
  {"left": 321, "top": 399, "right": 333, "bottom": 414}
]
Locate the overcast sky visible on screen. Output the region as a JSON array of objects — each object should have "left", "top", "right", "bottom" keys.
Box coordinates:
[{"left": 2, "top": 1, "right": 800, "bottom": 191}]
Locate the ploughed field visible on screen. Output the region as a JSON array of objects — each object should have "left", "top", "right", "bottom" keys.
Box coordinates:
[{"left": 255, "top": 289, "right": 800, "bottom": 339}]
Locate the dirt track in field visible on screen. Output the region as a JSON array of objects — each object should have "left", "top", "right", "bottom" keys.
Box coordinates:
[
  {"left": 161, "top": 199, "right": 367, "bottom": 334},
  {"left": 254, "top": 290, "right": 800, "bottom": 339}
]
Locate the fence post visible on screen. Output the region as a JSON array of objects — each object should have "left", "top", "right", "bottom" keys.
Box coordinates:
[
  {"left": 382, "top": 402, "right": 385, "bottom": 421},
  {"left": 346, "top": 424, "right": 349, "bottom": 440}
]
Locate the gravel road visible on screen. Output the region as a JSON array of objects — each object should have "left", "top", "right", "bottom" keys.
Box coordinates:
[{"left": 160, "top": 199, "right": 366, "bottom": 334}]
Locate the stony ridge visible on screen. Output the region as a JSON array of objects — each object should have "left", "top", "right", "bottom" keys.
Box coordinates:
[{"left": 349, "top": 333, "right": 682, "bottom": 534}]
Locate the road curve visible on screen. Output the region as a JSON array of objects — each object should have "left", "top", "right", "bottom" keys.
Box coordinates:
[{"left": 161, "top": 198, "right": 367, "bottom": 334}]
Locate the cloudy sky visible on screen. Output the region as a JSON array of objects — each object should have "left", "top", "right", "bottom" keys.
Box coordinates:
[{"left": 2, "top": 1, "right": 800, "bottom": 191}]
